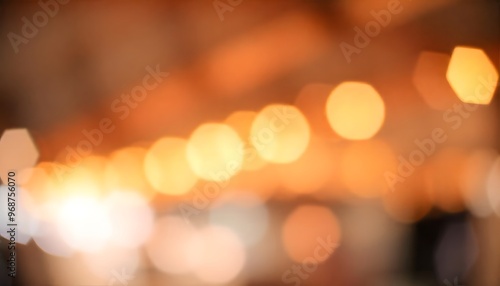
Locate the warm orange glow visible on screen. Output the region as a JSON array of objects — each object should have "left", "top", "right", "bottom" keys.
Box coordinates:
[
  {"left": 105, "top": 147, "right": 154, "bottom": 199},
  {"left": 326, "top": 82, "right": 385, "bottom": 140},
  {"left": 447, "top": 46, "right": 499, "bottom": 105},
  {"left": 251, "top": 104, "right": 310, "bottom": 164},
  {"left": 412, "top": 51, "right": 459, "bottom": 110},
  {"left": 282, "top": 205, "right": 341, "bottom": 263},
  {"left": 187, "top": 123, "right": 244, "bottom": 182},
  {"left": 144, "top": 137, "right": 198, "bottom": 196},
  {"left": 0, "top": 128, "right": 39, "bottom": 180},
  {"left": 224, "top": 111, "right": 267, "bottom": 171},
  {"left": 340, "top": 140, "right": 397, "bottom": 197},
  {"left": 277, "top": 138, "right": 336, "bottom": 194},
  {"left": 383, "top": 170, "right": 432, "bottom": 223},
  {"left": 194, "top": 226, "right": 246, "bottom": 284},
  {"left": 426, "top": 148, "right": 467, "bottom": 213}
]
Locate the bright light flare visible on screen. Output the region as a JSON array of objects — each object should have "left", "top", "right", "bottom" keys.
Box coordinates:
[
  {"left": 326, "top": 82, "right": 385, "bottom": 140},
  {"left": 447, "top": 46, "right": 498, "bottom": 105}
]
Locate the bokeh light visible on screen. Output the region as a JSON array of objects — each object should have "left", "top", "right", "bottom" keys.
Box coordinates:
[
  {"left": 282, "top": 205, "right": 341, "bottom": 263},
  {"left": 144, "top": 137, "right": 198, "bottom": 195},
  {"left": 0, "top": 128, "right": 39, "bottom": 181},
  {"left": 446, "top": 46, "right": 499, "bottom": 105},
  {"left": 224, "top": 111, "right": 267, "bottom": 171},
  {"left": 187, "top": 123, "right": 244, "bottom": 181},
  {"left": 251, "top": 104, "right": 310, "bottom": 164},
  {"left": 326, "top": 82, "right": 385, "bottom": 140}
]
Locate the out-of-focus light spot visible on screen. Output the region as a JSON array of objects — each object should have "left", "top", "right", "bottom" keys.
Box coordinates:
[
  {"left": 0, "top": 186, "right": 38, "bottom": 244},
  {"left": 383, "top": 171, "right": 432, "bottom": 223},
  {"left": 486, "top": 156, "right": 500, "bottom": 216},
  {"left": 251, "top": 104, "right": 310, "bottom": 164},
  {"left": 105, "top": 191, "right": 154, "bottom": 248},
  {"left": 56, "top": 196, "right": 111, "bottom": 253},
  {"left": 147, "top": 216, "right": 201, "bottom": 274},
  {"left": 426, "top": 148, "right": 467, "bottom": 213},
  {"left": 282, "top": 205, "right": 341, "bottom": 263},
  {"left": 83, "top": 246, "right": 140, "bottom": 280},
  {"left": 105, "top": 147, "right": 154, "bottom": 199},
  {"left": 187, "top": 124, "right": 244, "bottom": 181},
  {"left": 33, "top": 202, "right": 73, "bottom": 257},
  {"left": 413, "top": 51, "right": 460, "bottom": 110},
  {"left": 277, "top": 138, "right": 336, "bottom": 194},
  {"left": 209, "top": 192, "right": 268, "bottom": 246},
  {"left": 194, "top": 226, "right": 246, "bottom": 284},
  {"left": 54, "top": 159, "right": 104, "bottom": 199},
  {"left": 144, "top": 137, "right": 197, "bottom": 196},
  {"left": 0, "top": 128, "right": 39, "bottom": 181},
  {"left": 326, "top": 82, "right": 385, "bottom": 140},
  {"left": 225, "top": 111, "right": 267, "bottom": 171},
  {"left": 461, "top": 150, "right": 497, "bottom": 217},
  {"left": 19, "top": 163, "right": 57, "bottom": 203},
  {"left": 340, "top": 140, "right": 397, "bottom": 197},
  {"left": 446, "top": 46, "right": 499, "bottom": 105}
]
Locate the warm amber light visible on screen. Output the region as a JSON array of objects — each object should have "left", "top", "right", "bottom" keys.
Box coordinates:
[
  {"left": 447, "top": 46, "right": 499, "bottom": 105},
  {"left": 412, "top": 51, "right": 459, "bottom": 110},
  {"left": 326, "top": 82, "right": 385, "bottom": 140},
  {"left": 224, "top": 111, "right": 267, "bottom": 171},
  {"left": 144, "top": 137, "right": 198, "bottom": 196},
  {"left": 251, "top": 104, "right": 310, "bottom": 164},
  {"left": 340, "top": 140, "right": 397, "bottom": 198},
  {"left": 105, "top": 147, "right": 154, "bottom": 199},
  {"left": 187, "top": 123, "right": 244, "bottom": 182},
  {"left": 282, "top": 205, "right": 341, "bottom": 263}
]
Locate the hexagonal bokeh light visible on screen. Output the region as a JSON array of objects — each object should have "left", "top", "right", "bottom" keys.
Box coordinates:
[
  {"left": 446, "top": 46, "right": 499, "bottom": 105},
  {"left": 0, "top": 129, "right": 39, "bottom": 182}
]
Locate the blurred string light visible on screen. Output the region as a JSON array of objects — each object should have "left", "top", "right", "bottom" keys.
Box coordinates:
[
  {"left": 105, "top": 147, "right": 154, "bottom": 199},
  {"left": 224, "top": 111, "right": 267, "bottom": 171},
  {"left": 446, "top": 46, "right": 499, "bottom": 105},
  {"left": 82, "top": 245, "right": 140, "bottom": 280},
  {"left": 326, "top": 82, "right": 385, "bottom": 140},
  {"left": 340, "top": 140, "right": 397, "bottom": 198},
  {"left": 412, "top": 51, "right": 459, "bottom": 110},
  {"left": 282, "top": 205, "right": 341, "bottom": 263},
  {"left": 250, "top": 104, "right": 310, "bottom": 164},
  {"left": 144, "top": 137, "right": 198, "bottom": 196},
  {"left": 209, "top": 191, "right": 269, "bottom": 246},
  {"left": 187, "top": 123, "right": 244, "bottom": 182}
]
